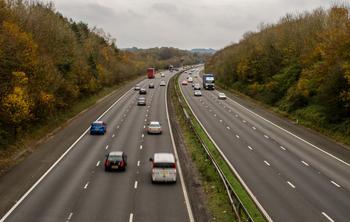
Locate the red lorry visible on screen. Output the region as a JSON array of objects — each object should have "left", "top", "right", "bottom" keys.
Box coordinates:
[{"left": 147, "top": 68, "right": 155, "bottom": 79}]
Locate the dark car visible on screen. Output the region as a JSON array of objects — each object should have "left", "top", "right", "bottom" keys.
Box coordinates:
[
  {"left": 104, "top": 151, "right": 127, "bottom": 171},
  {"left": 90, "top": 121, "right": 107, "bottom": 135},
  {"left": 149, "top": 82, "right": 155, "bottom": 89},
  {"left": 137, "top": 97, "right": 146, "bottom": 106},
  {"left": 139, "top": 88, "right": 147, "bottom": 94}
]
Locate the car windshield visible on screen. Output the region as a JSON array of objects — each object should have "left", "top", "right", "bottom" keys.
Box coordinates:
[
  {"left": 150, "top": 123, "right": 160, "bottom": 127},
  {"left": 154, "top": 162, "right": 174, "bottom": 168},
  {"left": 92, "top": 123, "right": 103, "bottom": 127},
  {"left": 108, "top": 155, "right": 122, "bottom": 161}
]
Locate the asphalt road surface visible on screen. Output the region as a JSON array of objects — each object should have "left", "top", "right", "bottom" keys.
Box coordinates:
[
  {"left": 179, "top": 67, "right": 350, "bottom": 222},
  {"left": 1, "top": 70, "right": 192, "bottom": 222}
]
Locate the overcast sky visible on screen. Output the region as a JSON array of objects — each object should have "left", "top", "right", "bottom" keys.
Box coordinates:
[{"left": 49, "top": 0, "right": 332, "bottom": 50}]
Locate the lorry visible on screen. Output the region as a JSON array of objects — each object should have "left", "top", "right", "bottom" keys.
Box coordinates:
[
  {"left": 147, "top": 68, "right": 155, "bottom": 79},
  {"left": 202, "top": 73, "right": 215, "bottom": 90}
]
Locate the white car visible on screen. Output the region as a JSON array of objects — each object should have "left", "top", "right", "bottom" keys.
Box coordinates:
[
  {"left": 218, "top": 92, "right": 227, "bottom": 100},
  {"left": 194, "top": 83, "right": 201, "bottom": 90},
  {"left": 194, "top": 90, "right": 202, "bottom": 96},
  {"left": 160, "top": 80, "right": 166, "bottom": 86},
  {"left": 161, "top": 73, "right": 165, "bottom": 77},
  {"left": 187, "top": 77, "right": 193, "bottom": 83},
  {"left": 147, "top": 121, "right": 162, "bottom": 134},
  {"left": 149, "top": 153, "right": 177, "bottom": 183}
]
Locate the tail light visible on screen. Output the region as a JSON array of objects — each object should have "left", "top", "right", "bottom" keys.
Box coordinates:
[
  {"left": 172, "top": 163, "right": 176, "bottom": 169},
  {"left": 105, "top": 160, "right": 110, "bottom": 166},
  {"left": 119, "top": 161, "right": 124, "bottom": 167}
]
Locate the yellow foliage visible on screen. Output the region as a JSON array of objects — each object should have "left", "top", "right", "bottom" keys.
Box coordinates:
[{"left": 2, "top": 87, "right": 33, "bottom": 125}]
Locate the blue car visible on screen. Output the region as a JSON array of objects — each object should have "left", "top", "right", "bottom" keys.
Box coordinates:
[{"left": 90, "top": 121, "right": 107, "bottom": 135}]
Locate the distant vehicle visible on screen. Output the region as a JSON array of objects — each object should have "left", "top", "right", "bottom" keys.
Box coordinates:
[
  {"left": 104, "top": 151, "right": 127, "bottom": 171},
  {"left": 139, "top": 88, "right": 147, "bottom": 94},
  {"left": 194, "top": 90, "right": 202, "bottom": 96},
  {"left": 90, "top": 121, "right": 107, "bottom": 135},
  {"left": 147, "top": 68, "right": 155, "bottom": 79},
  {"left": 194, "top": 75, "right": 198, "bottom": 78},
  {"left": 181, "top": 80, "right": 188, "bottom": 85},
  {"left": 194, "top": 83, "right": 201, "bottom": 90},
  {"left": 187, "top": 77, "right": 193, "bottom": 83},
  {"left": 168, "top": 65, "right": 174, "bottom": 71},
  {"left": 137, "top": 97, "right": 146, "bottom": 106},
  {"left": 203, "top": 73, "right": 215, "bottom": 90},
  {"left": 192, "top": 83, "right": 195, "bottom": 87},
  {"left": 161, "top": 73, "right": 165, "bottom": 77},
  {"left": 160, "top": 80, "right": 166, "bottom": 86},
  {"left": 218, "top": 92, "right": 226, "bottom": 100},
  {"left": 149, "top": 153, "right": 177, "bottom": 183},
  {"left": 147, "top": 121, "right": 162, "bottom": 134},
  {"left": 134, "top": 84, "right": 141, "bottom": 91},
  {"left": 149, "top": 82, "right": 155, "bottom": 88}
]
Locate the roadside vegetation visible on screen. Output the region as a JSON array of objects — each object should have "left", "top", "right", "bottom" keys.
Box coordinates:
[
  {"left": 172, "top": 74, "right": 266, "bottom": 222},
  {"left": 0, "top": 0, "right": 208, "bottom": 153},
  {"left": 206, "top": 4, "right": 350, "bottom": 145}
]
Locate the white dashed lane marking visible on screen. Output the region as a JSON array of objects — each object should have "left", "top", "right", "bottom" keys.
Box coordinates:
[
  {"left": 252, "top": 126, "right": 256, "bottom": 130},
  {"left": 129, "top": 213, "right": 134, "bottom": 222},
  {"left": 330, "top": 180, "right": 341, "bottom": 188},
  {"left": 226, "top": 126, "right": 230, "bottom": 130},
  {"left": 137, "top": 161, "right": 140, "bottom": 166},
  {"left": 248, "top": 146, "right": 253, "bottom": 150},
  {"left": 264, "top": 161, "right": 271, "bottom": 166},
  {"left": 264, "top": 135, "right": 269, "bottom": 139},
  {"left": 140, "top": 145, "right": 143, "bottom": 150},
  {"left": 112, "top": 134, "right": 115, "bottom": 138},
  {"left": 96, "top": 161, "right": 100, "bottom": 167},
  {"left": 235, "top": 134, "right": 240, "bottom": 139},
  {"left": 280, "top": 146, "right": 286, "bottom": 151},
  {"left": 83, "top": 182, "right": 89, "bottom": 189},
  {"left": 287, "top": 181, "right": 296, "bottom": 189},
  {"left": 322, "top": 212, "right": 335, "bottom": 222},
  {"left": 105, "top": 145, "right": 109, "bottom": 150},
  {"left": 301, "top": 161, "right": 309, "bottom": 166},
  {"left": 134, "top": 181, "right": 138, "bottom": 189},
  {"left": 66, "top": 212, "right": 73, "bottom": 222}
]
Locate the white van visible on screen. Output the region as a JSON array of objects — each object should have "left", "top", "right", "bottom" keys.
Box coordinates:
[{"left": 149, "top": 153, "right": 177, "bottom": 183}]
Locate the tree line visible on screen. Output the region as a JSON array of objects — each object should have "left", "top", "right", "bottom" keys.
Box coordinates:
[
  {"left": 0, "top": 0, "right": 206, "bottom": 148},
  {"left": 206, "top": 5, "right": 350, "bottom": 141}
]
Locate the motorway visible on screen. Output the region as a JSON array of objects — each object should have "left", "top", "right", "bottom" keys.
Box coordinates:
[
  {"left": 1, "top": 71, "right": 192, "bottom": 222},
  {"left": 179, "top": 67, "right": 350, "bottom": 222}
]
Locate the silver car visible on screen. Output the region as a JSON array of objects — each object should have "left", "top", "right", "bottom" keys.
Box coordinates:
[
  {"left": 149, "top": 153, "right": 176, "bottom": 183},
  {"left": 160, "top": 80, "right": 166, "bottom": 86},
  {"left": 147, "top": 121, "right": 162, "bottom": 134},
  {"left": 218, "top": 92, "right": 226, "bottom": 100},
  {"left": 194, "top": 90, "right": 202, "bottom": 96}
]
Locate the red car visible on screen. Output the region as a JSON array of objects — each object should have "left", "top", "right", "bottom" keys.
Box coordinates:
[{"left": 104, "top": 151, "right": 127, "bottom": 171}]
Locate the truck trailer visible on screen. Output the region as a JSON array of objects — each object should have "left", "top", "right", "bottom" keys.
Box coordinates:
[{"left": 147, "top": 68, "right": 155, "bottom": 79}]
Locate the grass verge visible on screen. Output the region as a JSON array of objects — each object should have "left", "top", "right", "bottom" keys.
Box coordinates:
[
  {"left": 170, "top": 75, "right": 235, "bottom": 222},
  {"left": 173, "top": 74, "right": 266, "bottom": 222}
]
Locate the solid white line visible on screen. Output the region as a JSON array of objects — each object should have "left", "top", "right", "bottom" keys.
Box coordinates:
[
  {"left": 96, "top": 161, "right": 100, "bottom": 167},
  {"left": 168, "top": 77, "right": 194, "bottom": 222},
  {"left": 84, "top": 182, "right": 89, "bottom": 189},
  {"left": 0, "top": 85, "right": 134, "bottom": 222},
  {"left": 264, "top": 161, "right": 271, "bottom": 166},
  {"left": 129, "top": 213, "right": 134, "bottom": 222},
  {"left": 225, "top": 94, "right": 350, "bottom": 167},
  {"left": 248, "top": 146, "right": 253, "bottom": 150},
  {"left": 287, "top": 181, "right": 296, "bottom": 189},
  {"left": 301, "top": 161, "right": 309, "bottom": 166},
  {"left": 137, "top": 161, "right": 140, "bottom": 167},
  {"left": 322, "top": 212, "right": 335, "bottom": 222},
  {"left": 330, "top": 180, "right": 341, "bottom": 188},
  {"left": 264, "top": 135, "right": 269, "bottom": 139},
  {"left": 105, "top": 145, "right": 109, "bottom": 150},
  {"left": 134, "top": 181, "right": 138, "bottom": 189},
  {"left": 178, "top": 77, "right": 270, "bottom": 222},
  {"left": 280, "top": 146, "right": 286, "bottom": 151},
  {"left": 140, "top": 145, "right": 143, "bottom": 150}
]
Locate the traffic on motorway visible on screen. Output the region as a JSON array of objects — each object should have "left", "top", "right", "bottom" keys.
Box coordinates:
[
  {"left": 1, "top": 69, "right": 192, "bottom": 222},
  {"left": 180, "top": 66, "right": 350, "bottom": 222}
]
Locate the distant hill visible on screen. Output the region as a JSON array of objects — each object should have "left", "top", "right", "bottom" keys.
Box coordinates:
[{"left": 190, "top": 48, "right": 216, "bottom": 54}]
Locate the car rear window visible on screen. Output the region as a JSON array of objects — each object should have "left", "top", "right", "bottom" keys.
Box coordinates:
[
  {"left": 108, "top": 155, "right": 122, "bottom": 161},
  {"left": 154, "top": 162, "right": 175, "bottom": 168}
]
